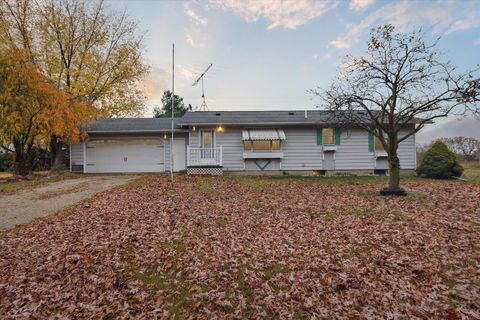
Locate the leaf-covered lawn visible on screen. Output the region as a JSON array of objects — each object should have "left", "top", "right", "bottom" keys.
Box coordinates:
[{"left": 1, "top": 176, "right": 479, "bottom": 319}]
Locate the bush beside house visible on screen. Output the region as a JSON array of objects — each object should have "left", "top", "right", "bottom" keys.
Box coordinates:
[{"left": 417, "top": 140, "right": 464, "bottom": 179}]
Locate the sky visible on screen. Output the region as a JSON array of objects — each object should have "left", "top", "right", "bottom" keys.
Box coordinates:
[{"left": 106, "top": 0, "right": 480, "bottom": 143}]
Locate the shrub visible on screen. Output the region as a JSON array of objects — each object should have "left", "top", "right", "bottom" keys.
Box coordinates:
[
  {"left": 417, "top": 140, "right": 463, "bottom": 179},
  {"left": 0, "top": 153, "right": 14, "bottom": 172}
]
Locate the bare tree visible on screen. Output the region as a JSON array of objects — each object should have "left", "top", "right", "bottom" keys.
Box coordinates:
[
  {"left": 312, "top": 25, "right": 480, "bottom": 194},
  {"left": 441, "top": 137, "right": 480, "bottom": 161}
]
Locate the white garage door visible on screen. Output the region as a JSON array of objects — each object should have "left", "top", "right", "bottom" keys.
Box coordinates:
[{"left": 85, "top": 139, "right": 164, "bottom": 173}]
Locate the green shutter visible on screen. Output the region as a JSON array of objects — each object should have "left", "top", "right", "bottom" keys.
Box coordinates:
[
  {"left": 316, "top": 129, "right": 323, "bottom": 145},
  {"left": 368, "top": 131, "right": 375, "bottom": 152},
  {"left": 334, "top": 129, "right": 341, "bottom": 145}
]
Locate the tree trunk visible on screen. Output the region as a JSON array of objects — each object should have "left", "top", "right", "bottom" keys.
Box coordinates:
[
  {"left": 388, "top": 154, "right": 401, "bottom": 191},
  {"left": 12, "top": 140, "right": 30, "bottom": 176},
  {"left": 50, "top": 135, "right": 65, "bottom": 171}
]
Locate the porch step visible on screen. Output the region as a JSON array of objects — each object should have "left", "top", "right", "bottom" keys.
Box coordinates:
[{"left": 186, "top": 166, "right": 223, "bottom": 175}]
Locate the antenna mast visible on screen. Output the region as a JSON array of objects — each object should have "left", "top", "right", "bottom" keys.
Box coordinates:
[{"left": 192, "top": 63, "right": 213, "bottom": 111}]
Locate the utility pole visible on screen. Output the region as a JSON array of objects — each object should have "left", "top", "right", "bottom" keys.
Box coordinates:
[{"left": 170, "top": 43, "right": 175, "bottom": 182}]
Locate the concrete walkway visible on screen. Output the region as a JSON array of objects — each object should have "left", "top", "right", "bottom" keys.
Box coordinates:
[{"left": 0, "top": 175, "right": 138, "bottom": 230}]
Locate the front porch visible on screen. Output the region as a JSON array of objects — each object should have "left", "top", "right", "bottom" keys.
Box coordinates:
[{"left": 186, "top": 146, "right": 223, "bottom": 175}]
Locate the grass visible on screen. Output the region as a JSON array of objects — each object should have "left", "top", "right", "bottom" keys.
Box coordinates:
[
  {"left": 0, "top": 171, "right": 81, "bottom": 194},
  {"left": 461, "top": 166, "right": 480, "bottom": 184},
  {"left": 263, "top": 263, "right": 289, "bottom": 280},
  {"left": 223, "top": 166, "right": 480, "bottom": 187}
]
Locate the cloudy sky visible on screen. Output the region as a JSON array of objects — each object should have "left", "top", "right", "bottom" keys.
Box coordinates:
[{"left": 107, "top": 0, "right": 480, "bottom": 143}]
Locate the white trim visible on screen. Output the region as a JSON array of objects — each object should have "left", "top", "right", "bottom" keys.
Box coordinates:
[{"left": 323, "top": 145, "right": 337, "bottom": 152}]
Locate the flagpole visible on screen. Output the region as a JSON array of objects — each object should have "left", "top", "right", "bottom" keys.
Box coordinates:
[{"left": 170, "top": 43, "right": 175, "bottom": 182}]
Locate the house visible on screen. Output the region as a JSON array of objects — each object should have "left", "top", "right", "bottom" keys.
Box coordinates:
[{"left": 70, "top": 110, "right": 417, "bottom": 175}]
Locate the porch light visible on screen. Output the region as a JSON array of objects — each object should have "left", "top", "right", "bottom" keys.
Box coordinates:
[
  {"left": 216, "top": 125, "right": 224, "bottom": 132},
  {"left": 192, "top": 125, "right": 196, "bottom": 132},
  {"left": 163, "top": 133, "right": 167, "bottom": 139}
]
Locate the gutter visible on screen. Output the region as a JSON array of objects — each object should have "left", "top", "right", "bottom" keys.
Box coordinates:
[{"left": 87, "top": 129, "right": 188, "bottom": 133}]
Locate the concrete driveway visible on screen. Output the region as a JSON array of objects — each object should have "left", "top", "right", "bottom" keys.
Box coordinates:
[{"left": 0, "top": 175, "right": 138, "bottom": 230}]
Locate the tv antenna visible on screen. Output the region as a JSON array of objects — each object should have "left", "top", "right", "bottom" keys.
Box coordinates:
[{"left": 192, "top": 63, "right": 213, "bottom": 111}]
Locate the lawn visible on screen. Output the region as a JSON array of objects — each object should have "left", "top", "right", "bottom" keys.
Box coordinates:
[
  {"left": 0, "top": 174, "right": 479, "bottom": 318},
  {"left": 0, "top": 171, "right": 81, "bottom": 194}
]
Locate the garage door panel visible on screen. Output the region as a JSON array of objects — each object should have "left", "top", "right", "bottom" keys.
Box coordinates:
[{"left": 86, "top": 139, "right": 164, "bottom": 173}]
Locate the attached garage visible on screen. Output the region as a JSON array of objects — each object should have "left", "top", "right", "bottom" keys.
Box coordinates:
[
  {"left": 69, "top": 117, "right": 188, "bottom": 174},
  {"left": 85, "top": 138, "right": 165, "bottom": 173}
]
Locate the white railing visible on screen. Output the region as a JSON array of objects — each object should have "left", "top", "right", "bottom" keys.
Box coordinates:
[{"left": 187, "top": 146, "right": 223, "bottom": 167}]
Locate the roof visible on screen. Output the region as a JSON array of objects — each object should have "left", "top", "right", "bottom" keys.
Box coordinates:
[
  {"left": 178, "top": 110, "right": 330, "bottom": 126},
  {"left": 85, "top": 110, "right": 425, "bottom": 133},
  {"left": 87, "top": 118, "right": 183, "bottom": 133},
  {"left": 179, "top": 110, "right": 425, "bottom": 126}
]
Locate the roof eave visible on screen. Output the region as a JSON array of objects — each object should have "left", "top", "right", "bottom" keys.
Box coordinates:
[
  {"left": 177, "top": 121, "right": 325, "bottom": 126},
  {"left": 87, "top": 129, "right": 188, "bottom": 133}
]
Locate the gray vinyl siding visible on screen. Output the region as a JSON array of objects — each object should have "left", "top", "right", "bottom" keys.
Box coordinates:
[
  {"left": 164, "top": 133, "right": 188, "bottom": 172},
  {"left": 70, "top": 143, "right": 84, "bottom": 166},
  {"left": 397, "top": 128, "right": 416, "bottom": 169},
  {"left": 281, "top": 127, "right": 323, "bottom": 170},
  {"left": 189, "top": 130, "right": 200, "bottom": 148},
  {"left": 245, "top": 159, "right": 281, "bottom": 171},
  {"left": 335, "top": 127, "right": 416, "bottom": 170},
  {"left": 189, "top": 127, "right": 244, "bottom": 171},
  {"left": 215, "top": 128, "right": 244, "bottom": 171},
  {"left": 187, "top": 125, "right": 417, "bottom": 172},
  {"left": 335, "top": 129, "right": 374, "bottom": 170},
  {"left": 164, "top": 139, "right": 171, "bottom": 172}
]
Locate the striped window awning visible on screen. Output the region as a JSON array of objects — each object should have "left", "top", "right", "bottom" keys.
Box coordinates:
[{"left": 242, "top": 129, "right": 286, "bottom": 141}]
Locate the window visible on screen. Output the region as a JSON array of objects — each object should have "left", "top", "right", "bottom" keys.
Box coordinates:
[
  {"left": 322, "top": 128, "right": 334, "bottom": 145},
  {"left": 271, "top": 140, "right": 280, "bottom": 151},
  {"left": 243, "top": 140, "right": 281, "bottom": 152},
  {"left": 375, "top": 136, "right": 385, "bottom": 151},
  {"left": 369, "top": 131, "right": 388, "bottom": 152},
  {"left": 243, "top": 140, "right": 252, "bottom": 151}
]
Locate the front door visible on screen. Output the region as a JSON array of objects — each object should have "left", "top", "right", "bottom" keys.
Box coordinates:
[{"left": 201, "top": 130, "right": 215, "bottom": 159}]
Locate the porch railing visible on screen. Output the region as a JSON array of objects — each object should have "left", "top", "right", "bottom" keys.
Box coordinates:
[{"left": 187, "top": 146, "right": 223, "bottom": 167}]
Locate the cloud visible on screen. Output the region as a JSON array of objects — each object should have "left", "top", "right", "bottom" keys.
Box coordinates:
[
  {"left": 177, "top": 64, "right": 197, "bottom": 81},
  {"left": 139, "top": 67, "right": 169, "bottom": 101},
  {"left": 447, "top": 11, "right": 480, "bottom": 34},
  {"left": 328, "top": 0, "right": 477, "bottom": 50},
  {"left": 349, "top": 0, "right": 374, "bottom": 11},
  {"left": 184, "top": 3, "right": 208, "bottom": 26},
  {"left": 185, "top": 33, "right": 195, "bottom": 47},
  {"left": 328, "top": 38, "right": 351, "bottom": 49},
  {"left": 417, "top": 117, "right": 480, "bottom": 144},
  {"left": 209, "top": 0, "right": 337, "bottom": 30}
]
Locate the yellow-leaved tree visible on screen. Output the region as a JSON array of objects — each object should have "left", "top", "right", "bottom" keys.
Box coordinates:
[
  {"left": 0, "top": 0, "right": 148, "bottom": 169},
  {"left": 0, "top": 49, "right": 95, "bottom": 175}
]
